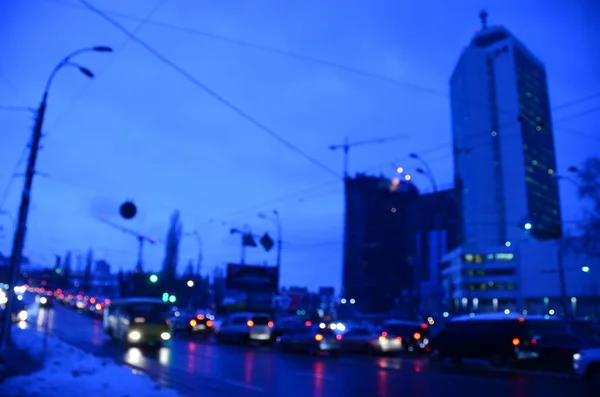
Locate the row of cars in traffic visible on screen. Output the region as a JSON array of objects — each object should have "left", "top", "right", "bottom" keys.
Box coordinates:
[{"left": 21, "top": 285, "right": 600, "bottom": 388}]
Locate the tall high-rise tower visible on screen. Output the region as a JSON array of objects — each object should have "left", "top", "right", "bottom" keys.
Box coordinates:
[{"left": 450, "top": 11, "right": 562, "bottom": 249}]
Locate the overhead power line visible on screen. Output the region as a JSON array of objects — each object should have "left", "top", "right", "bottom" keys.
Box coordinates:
[
  {"left": 47, "top": 0, "right": 598, "bottom": 121},
  {"left": 77, "top": 0, "right": 340, "bottom": 179},
  {"left": 0, "top": 143, "right": 29, "bottom": 209}
]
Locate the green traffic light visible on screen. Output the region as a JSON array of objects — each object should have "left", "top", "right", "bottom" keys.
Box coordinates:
[
  {"left": 149, "top": 274, "right": 158, "bottom": 283},
  {"left": 162, "top": 295, "right": 168, "bottom": 302},
  {"left": 168, "top": 295, "right": 176, "bottom": 303}
]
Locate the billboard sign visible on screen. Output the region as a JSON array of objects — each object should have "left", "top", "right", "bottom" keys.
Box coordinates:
[{"left": 226, "top": 264, "right": 279, "bottom": 293}]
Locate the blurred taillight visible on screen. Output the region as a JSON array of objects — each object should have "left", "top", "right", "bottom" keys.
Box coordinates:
[
  {"left": 381, "top": 331, "right": 388, "bottom": 337},
  {"left": 396, "top": 336, "right": 402, "bottom": 341},
  {"left": 268, "top": 321, "right": 274, "bottom": 328},
  {"left": 197, "top": 314, "right": 205, "bottom": 320},
  {"left": 512, "top": 338, "right": 520, "bottom": 346},
  {"left": 104, "top": 299, "right": 110, "bottom": 304},
  {"left": 247, "top": 320, "right": 254, "bottom": 327},
  {"left": 414, "top": 332, "right": 421, "bottom": 340},
  {"left": 531, "top": 338, "right": 537, "bottom": 344},
  {"left": 315, "top": 334, "right": 324, "bottom": 341},
  {"left": 420, "top": 323, "right": 428, "bottom": 329},
  {"left": 206, "top": 320, "right": 213, "bottom": 327},
  {"left": 59, "top": 294, "right": 65, "bottom": 299},
  {"left": 518, "top": 317, "right": 525, "bottom": 323},
  {"left": 90, "top": 298, "right": 96, "bottom": 304},
  {"left": 190, "top": 319, "right": 197, "bottom": 327},
  {"left": 305, "top": 321, "right": 312, "bottom": 327},
  {"left": 336, "top": 334, "right": 342, "bottom": 341}
]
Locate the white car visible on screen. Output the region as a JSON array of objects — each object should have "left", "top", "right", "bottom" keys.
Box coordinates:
[{"left": 573, "top": 347, "right": 600, "bottom": 387}]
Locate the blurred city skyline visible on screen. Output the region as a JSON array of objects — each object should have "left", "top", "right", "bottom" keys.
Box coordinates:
[{"left": 1, "top": 0, "right": 599, "bottom": 290}]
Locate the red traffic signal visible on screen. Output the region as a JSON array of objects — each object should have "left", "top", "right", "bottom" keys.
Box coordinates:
[{"left": 120, "top": 201, "right": 137, "bottom": 219}]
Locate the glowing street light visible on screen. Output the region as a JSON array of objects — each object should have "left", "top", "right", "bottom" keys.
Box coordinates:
[
  {"left": 582, "top": 266, "right": 590, "bottom": 273},
  {"left": 149, "top": 274, "right": 158, "bottom": 283},
  {"left": 187, "top": 280, "right": 194, "bottom": 288}
]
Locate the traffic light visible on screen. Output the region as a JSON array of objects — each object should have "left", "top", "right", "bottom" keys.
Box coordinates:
[
  {"left": 168, "top": 295, "right": 176, "bottom": 303},
  {"left": 162, "top": 292, "right": 169, "bottom": 302},
  {"left": 149, "top": 274, "right": 158, "bottom": 283}
]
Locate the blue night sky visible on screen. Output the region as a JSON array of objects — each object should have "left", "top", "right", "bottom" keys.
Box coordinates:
[{"left": 0, "top": 0, "right": 599, "bottom": 292}]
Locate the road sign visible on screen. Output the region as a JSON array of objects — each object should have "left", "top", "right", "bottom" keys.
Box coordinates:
[{"left": 260, "top": 233, "right": 274, "bottom": 252}]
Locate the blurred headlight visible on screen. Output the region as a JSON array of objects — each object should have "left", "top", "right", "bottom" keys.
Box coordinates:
[
  {"left": 17, "top": 310, "right": 28, "bottom": 322},
  {"left": 40, "top": 297, "right": 48, "bottom": 305},
  {"left": 128, "top": 331, "right": 142, "bottom": 341},
  {"left": 160, "top": 332, "right": 171, "bottom": 341},
  {"left": 573, "top": 353, "right": 581, "bottom": 360},
  {"left": 336, "top": 323, "right": 346, "bottom": 331}
]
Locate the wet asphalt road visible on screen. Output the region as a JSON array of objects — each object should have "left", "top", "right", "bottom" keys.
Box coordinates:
[{"left": 26, "top": 303, "right": 596, "bottom": 397}]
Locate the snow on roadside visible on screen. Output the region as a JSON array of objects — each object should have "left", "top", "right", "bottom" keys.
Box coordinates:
[{"left": 0, "top": 326, "right": 184, "bottom": 397}]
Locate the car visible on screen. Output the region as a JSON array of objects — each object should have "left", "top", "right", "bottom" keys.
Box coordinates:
[
  {"left": 341, "top": 327, "right": 403, "bottom": 355},
  {"left": 276, "top": 326, "right": 342, "bottom": 356},
  {"left": 573, "top": 347, "right": 600, "bottom": 388},
  {"left": 36, "top": 294, "right": 54, "bottom": 309},
  {"left": 215, "top": 312, "right": 274, "bottom": 344},
  {"left": 0, "top": 298, "right": 29, "bottom": 323},
  {"left": 430, "top": 313, "right": 539, "bottom": 367}
]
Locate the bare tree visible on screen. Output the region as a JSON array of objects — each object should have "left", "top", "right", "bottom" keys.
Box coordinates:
[
  {"left": 162, "top": 210, "right": 183, "bottom": 284},
  {"left": 574, "top": 157, "right": 600, "bottom": 256},
  {"left": 82, "top": 248, "right": 94, "bottom": 291}
]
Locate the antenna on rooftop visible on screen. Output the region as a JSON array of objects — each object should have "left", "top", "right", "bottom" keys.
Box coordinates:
[{"left": 479, "top": 9, "right": 489, "bottom": 30}]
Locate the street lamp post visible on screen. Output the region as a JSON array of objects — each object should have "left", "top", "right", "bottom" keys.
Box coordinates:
[
  {"left": 0, "top": 46, "right": 112, "bottom": 350},
  {"left": 409, "top": 153, "right": 442, "bottom": 317},
  {"left": 185, "top": 231, "right": 203, "bottom": 277}
]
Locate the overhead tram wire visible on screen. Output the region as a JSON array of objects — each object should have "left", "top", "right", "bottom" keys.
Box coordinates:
[
  {"left": 78, "top": 0, "right": 340, "bottom": 179},
  {"left": 0, "top": 143, "right": 29, "bottom": 209},
  {"left": 220, "top": 107, "right": 599, "bottom": 224},
  {"left": 49, "top": 0, "right": 600, "bottom": 124},
  {"left": 552, "top": 92, "right": 600, "bottom": 111}
]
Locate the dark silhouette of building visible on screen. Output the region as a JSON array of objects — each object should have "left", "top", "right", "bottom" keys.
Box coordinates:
[
  {"left": 342, "top": 174, "right": 420, "bottom": 314},
  {"left": 416, "top": 187, "right": 463, "bottom": 282}
]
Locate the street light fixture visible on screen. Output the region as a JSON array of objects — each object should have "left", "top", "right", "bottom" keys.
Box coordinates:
[
  {"left": 187, "top": 280, "right": 194, "bottom": 288},
  {"left": 0, "top": 46, "right": 112, "bottom": 349}
]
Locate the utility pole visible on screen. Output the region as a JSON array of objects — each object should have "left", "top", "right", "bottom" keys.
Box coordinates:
[
  {"left": 329, "top": 134, "right": 409, "bottom": 178},
  {"left": 0, "top": 94, "right": 46, "bottom": 349},
  {"left": 557, "top": 244, "right": 570, "bottom": 322}
]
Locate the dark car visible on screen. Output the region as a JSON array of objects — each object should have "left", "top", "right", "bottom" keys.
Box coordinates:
[
  {"left": 187, "top": 313, "right": 215, "bottom": 339},
  {"left": 430, "top": 313, "right": 539, "bottom": 367},
  {"left": 276, "top": 326, "right": 342, "bottom": 356},
  {"left": 340, "top": 327, "right": 403, "bottom": 355},
  {"left": 36, "top": 294, "right": 54, "bottom": 309},
  {"left": 381, "top": 320, "right": 431, "bottom": 354},
  {"left": 523, "top": 333, "right": 599, "bottom": 373},
  {"left": 271, "top": 318, "right": 312, "bottom": 341}
]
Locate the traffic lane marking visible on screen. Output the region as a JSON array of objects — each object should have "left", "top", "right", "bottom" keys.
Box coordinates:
[{"left": 222, "top": 379, "right": 265, "bottom": 393}]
